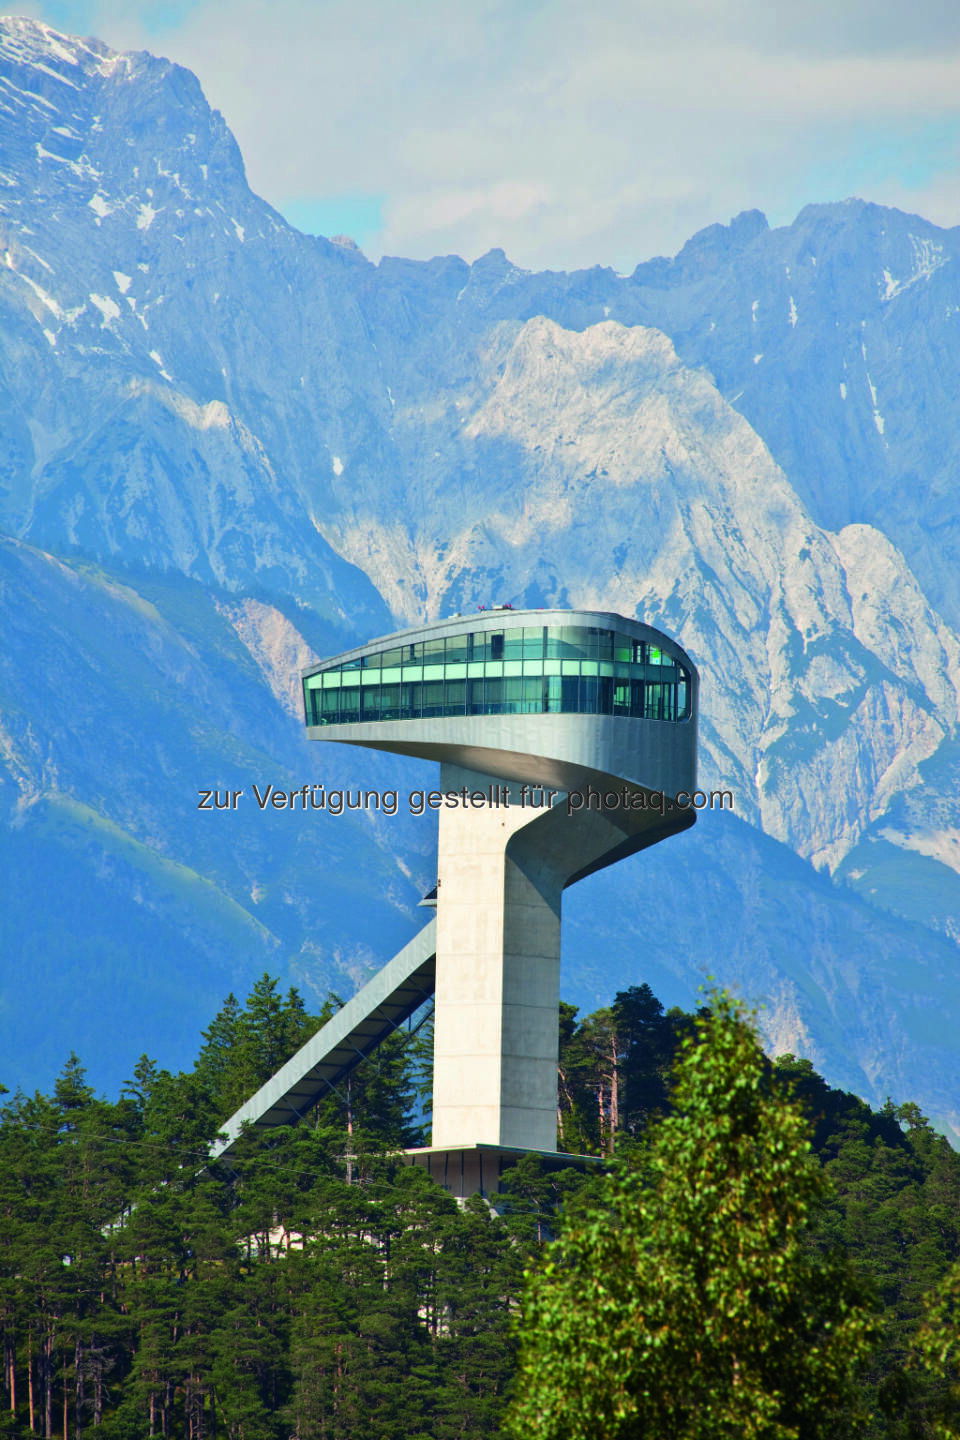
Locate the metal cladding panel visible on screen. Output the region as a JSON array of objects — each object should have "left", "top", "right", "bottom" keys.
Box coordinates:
[{"left": 305, "top": 710, "right": 696, "bottom": 798}]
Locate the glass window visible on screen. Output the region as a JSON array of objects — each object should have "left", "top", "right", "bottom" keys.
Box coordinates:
[
  {"left": 503, "top": 676, "right": 523, "bottom": 712},
  {"left": 444, "top": 678, "right": 466, "bottom": 713},
  {"left": 544, "top": 675, "right": 562, "bottom": 713},
  {"left": 380, "top": 684, "right": 402, "bottom": 720},
  {"left": 422, "top": 681, "right": 444, "bottom": 718},
  {"left": 307, "top": 625, "right": 691, "bottom": 726},
  {"left": 523, "top": 626, "right": 546, "bottom": 660},
  {"left": 558, "top": 626, "right": 593, "bottom": 659},
  {"left": 401, "top": 683, "right": 421, "bottom": 719},
  {"left": 580, "top": 677, "right": 600, "bottom": 713},
  {"left": 522, "top": 676, "right": 544, "bottom": 712},
  {"left": 597, "top": 677, "right": 613, "bottom": 714},
  {"left": 503, "top": 627, "right": 524, "bottom": 661}
]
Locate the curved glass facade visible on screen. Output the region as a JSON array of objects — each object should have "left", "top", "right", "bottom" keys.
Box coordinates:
[{"left": 304, "top": 623, "right": 692, "bottom": 728}]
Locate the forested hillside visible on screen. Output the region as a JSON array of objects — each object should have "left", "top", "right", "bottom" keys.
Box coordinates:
[{"left": 1, "top": 979, "right": 959, "bottom": 1438}]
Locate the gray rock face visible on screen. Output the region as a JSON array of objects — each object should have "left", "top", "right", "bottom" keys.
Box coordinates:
[
  {"left": 0, "top": 18, "right": 387, "bottom": 625},
  {"left": 1, "top": 18, "right": 958, "bottom": 1136},
  {"left": 625, "top": 201, "right": 960, "bottom": 630}
]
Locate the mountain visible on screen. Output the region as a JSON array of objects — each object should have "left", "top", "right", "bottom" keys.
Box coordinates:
[
  {"left": 0, "top": 534, "right": 436, "bottom": 1086},
  {"left": 0, "top": 19, "right": 957, "bottom": 1136},
  {"left": 625, "top": 202, "right": 960, "bottom": 631}
]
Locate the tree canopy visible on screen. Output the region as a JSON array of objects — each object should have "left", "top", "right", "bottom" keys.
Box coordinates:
[
  {"left": 509, "top": 994, "right": 876, "bottom": 1440},
  {"left": 1, "top": 977, "right": 958, "bottom": 1438}
]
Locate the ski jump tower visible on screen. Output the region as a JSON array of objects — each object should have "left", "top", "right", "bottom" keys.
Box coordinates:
[{"left": 214, "top": 608, "right": 698, "bottom": 1197}]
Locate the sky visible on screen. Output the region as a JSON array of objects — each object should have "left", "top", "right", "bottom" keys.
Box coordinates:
[{"left": 14, "top": 0, "right": 960, "bottom": 272}]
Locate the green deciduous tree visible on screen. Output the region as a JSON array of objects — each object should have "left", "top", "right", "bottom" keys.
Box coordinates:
[
  {"left": 912, "top": 1259, "right": 960, "bottom": 1439},
  {"left": 508, "top": 992, "right": 876, "bottom": 1440}
]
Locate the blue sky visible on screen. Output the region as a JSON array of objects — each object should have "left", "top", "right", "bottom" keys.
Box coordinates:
[{"left": 16, "top": 0, "right": 960, "bottom": 270}]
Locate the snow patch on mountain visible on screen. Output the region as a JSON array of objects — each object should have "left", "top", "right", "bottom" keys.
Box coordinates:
[
  {"left": 89, "top": 291, "right": 120, "bottom": 323},
  {"left": 880, "top": 235, "right": 948, "bottom": 301}
]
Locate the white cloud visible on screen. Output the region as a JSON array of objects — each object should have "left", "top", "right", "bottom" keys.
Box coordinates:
[
  {"left": 16, "top": 0, "right": 960, "bottom": 269},
  {"left": 401, "top": 180, "right": 552, "bottom": 232}
]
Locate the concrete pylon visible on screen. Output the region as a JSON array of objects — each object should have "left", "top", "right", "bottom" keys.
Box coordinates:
[{"left": 431, "top": 761, "right": 688, "bottom": 1153}]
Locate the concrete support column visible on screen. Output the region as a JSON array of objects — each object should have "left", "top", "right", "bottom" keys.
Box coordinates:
[{"left": 432, "top": 764, "right": 563, "bottom": 1152}]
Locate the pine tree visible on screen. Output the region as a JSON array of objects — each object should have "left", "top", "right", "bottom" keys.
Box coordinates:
[{"left": 611, "top": 983, "right": 692, "bottom": 1133}]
